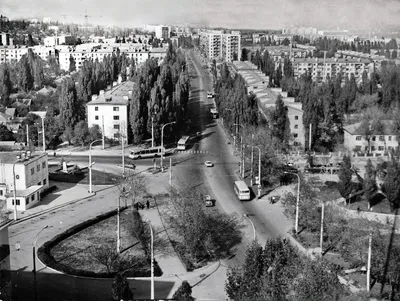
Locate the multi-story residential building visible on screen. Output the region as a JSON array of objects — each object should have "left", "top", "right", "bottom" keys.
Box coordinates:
[
  {"left": 0, "top": 216, "right": 12, "bottom": 300},
  {"left": 58, "top": 44, "right": 166, "bottom": 71},
  {"left": 343, "top": 120, "right": 398, "bottom": 154},
  {"left": 222, "top": 31, "right": 241, "bottom": 62},
  {"left": 230, "top": 61, "right": 305, "bottom": 148},
  {"left": 282, "top": 27, "right": 318, "bottom": 36},
  {"left": 200, "top": 30, "right": 241, "bottom": 62},
  {"left": 87, "top": 81, "right": 134, "bottom": 140},
  {"left": 336, "top": 50, "right": 386, "bottom": 71},
  {"left": 0, "top": 151, "right": 49, "bottom": 212},
  {"left": 44, "top": 35, "right": 76, "bottom": 47},
  {"left": 291, "top": 57, "right": 375, "bottom": 83},
  {"left": 0, "top": 32, "right": 12, "bottom": 46},
  {"left": 155, "top": 25, "right": 171, "bottom": 40},
  {"left": 0, "top": 45, "right": 57, "bottom": 64}
]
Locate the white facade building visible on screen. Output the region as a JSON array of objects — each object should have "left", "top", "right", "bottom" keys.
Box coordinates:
[
  {"left": 200, "top": 30, "right": 241, "bottom": 62},
  {"left": 155, "top": 25, "right": 171, "bottom": 40},
  {"left": 0, "top": 152, "right": 49, "bottom": 212},
  {"left": 87, "top": 81, "right": 134, "bottom": 140},
  {"left": 343, "top": 120, "right": 398, "bottom": 154}
]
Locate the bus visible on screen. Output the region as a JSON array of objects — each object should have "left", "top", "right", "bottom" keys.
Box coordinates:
[
  {"left": 128, "top": 146, "right": 165, "bottom": 159},
  {"left": 177, "top": 136, "right": 190, "bottom": 150},
  {"left": 234, "top": 181, "right": 250, "bottom": 200}
]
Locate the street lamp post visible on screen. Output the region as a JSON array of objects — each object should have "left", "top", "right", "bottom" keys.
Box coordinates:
[
  {"left": 284, "top": 171, "right": 300, "bottom": 233},
  {"left": 233, "top": 123, "right": 244, "bottom": 175},
  {"left": 161, "top": 121, "right": 176, "bottom": 172},
  {"left": 33, "top": 225, "right": 48, "bottom": 301},
  {"left": 149, "top": 223, "right": 154, "bottom": 299},
  {"left": 254, "top": 146, "right": 262, "bottom": 198},
  {"left": 41, "top": 117, "right": 45, "bottom": 153},
  {"left": 12, "top": 159, "right": 20, "bottom": 221},
  {"left": 243, "top": 214, "right": 256, "bottom": 240},
  {"left": 89, "top": 139, "right": 103, "bottom": 193}
]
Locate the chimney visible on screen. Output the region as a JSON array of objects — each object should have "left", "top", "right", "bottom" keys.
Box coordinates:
[
  {"left": 112, "top": 81, "right": 117, "bottom": 87},
  {"left": 91, "top": 94, "right": 98, "bottom": 101},
  {"left": 118, "top": 74, "right": 123, "bottom": 84},
  {"left": 128, "top": 90, "right": 132, "bottom": 95},
  {"left": 99, "top": 90, "right": 105, "bottom": 95},
  {"left": 123, "top": 95, "right": 129, "bottom": 101}
]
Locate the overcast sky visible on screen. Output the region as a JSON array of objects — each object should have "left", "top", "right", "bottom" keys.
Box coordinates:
[{"left": 1, "top": 0, "right": 400, "bottom": 30}]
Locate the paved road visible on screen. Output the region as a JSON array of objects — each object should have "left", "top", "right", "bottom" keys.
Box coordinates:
[{"left": 8, "top": 49, "right": 294, "bottom": 301}]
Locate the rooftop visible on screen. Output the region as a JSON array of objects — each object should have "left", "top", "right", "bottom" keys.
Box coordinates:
[
  {"left": 0, "top": 151, "right": 47, "bottom": 165},
  {"left": 87, "top": 81, "right": 135, "bottom": 106},
  {"left": 343, "top": 120, "right": 396, "bottom": 135}
]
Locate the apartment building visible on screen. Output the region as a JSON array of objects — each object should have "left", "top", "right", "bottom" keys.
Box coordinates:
[
  {"left": 343, "top": 120, "right": 398, "bottom": 154},
  {"left": 44, "top": 35, "right": 76, "bottom": 47},
  {"left": 0, "top": 45, "right": 56, "bottom": 64},
  {"left": 0, "top": 151, "right": 49, "bottom": 212},
  {"left": 291, "top": 57, "right": 375, "bottom": 83},
  {"left": 87, "top": 81, "right": 134, "bottom": 140},
  {"left": 230, "top": 61, "right": 305, "bottom": 148},
  {"left": 222, "top": 31, "right": 241, "bottom": 62},
  {"left": 0, "top": 32, "right": 12, "bottom": 46},
  {"left": 155, "top": 25, "right": 171, "bottom": 40},
  {"left": 200, "top": 30, "right": 241, "bottom": 62},
  {"left": 58, "top": 44, "right": 166, "bottom": 71}
]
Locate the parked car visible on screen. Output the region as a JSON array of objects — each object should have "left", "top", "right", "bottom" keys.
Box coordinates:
[
  {"left": 270, "top": 196, "right": 280, "bottom": 204},
  {"left": 205, "top": 195, "right": 214, "bottom": 207},
  {"left": 204, "top": 161, "right": 214, "bottom": 167}
]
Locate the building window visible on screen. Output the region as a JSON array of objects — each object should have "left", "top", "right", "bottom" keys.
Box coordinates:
[
  {"left": 0, "top": 190, "right": 2, "bottom": 196},
  {"left": 355, "top": 145, "right": 361, "bottom": 151},
  {"left": 378, "top": 146, "right": 384, "bottom": 151},
  {"left": 32, "top": 193, "right": 35, "bottom": 201},
  {"left": 113, "top": 116, "right": 120, "bottom": 120},
  {"left": 379, "top": 136, "right": 384, "bottom": 141},
  {"left": 42, "top": 162, "right": 46, "bottom": 169},
  {"left": 114, "top": 133, "right": 120, "bottom": 139},
  {"left": 95, "top": 115, "right": 99, "bottom": 120},
  {"left": 355, "top": 136, "right": 362, "bottom": 141},
  {"left": 389, "top": 136, "right": 392, "bottom": 141},
  {"left": 43, "top": 179, "right": 47, "bottom": 185},
  {"left": 294, "top": 116, "right": 298, "bottom": 120},
  {"left": 113, "top": 107, "right": 119, "bottom": 111},
  {"left": 294, "top": 125, "right": 298, "bottom": 129},
  {"left": 95, "top": 107, "right": 98, "bottom": 111},
  {"left": 294, "top": 133, "right": 298, "bottom": 138},
  {"left": 371, "top": 146, "right": 376, "bottom": 151},
  {"left": 372, "top": 136, "right": 376, "bottom": 141},
  {"left": 26, "top": 198, "right": 29, "bottom": 205},
  {"left": 114, "top": 124, "right": 120, "bottom": 130},
  {"left": 12, "top": 199, "right": 20, "bottom": 206},
  {"left": 31, "top": 168, "right": 35, "bottom": 175},
  {"left": 37, "top": 165, "right": 40, "bottom": 172}
]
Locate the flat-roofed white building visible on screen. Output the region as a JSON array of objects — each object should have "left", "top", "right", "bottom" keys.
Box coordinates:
[
  {"left": 200, "top": 30, "right": 241, "bottom": 62},
  {"left": 0, "top": 151, "right": 49, "bottom": 212},
  {"left": 87, "top": 81, "right": 134, "bottom": 140}
]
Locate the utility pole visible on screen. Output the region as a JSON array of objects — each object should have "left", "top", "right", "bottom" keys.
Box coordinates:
[
  {"left": 367, "top": 233, "right": 372, "bottom": 292},
  {"left": 26, "top": 124, "right": 29, "bottom": 148},
  {"left": 102, "top": 115, "right": 105, "bottom": 149},
  {"left": 169, "top": 158, "right": 172, "bottom": 186},
  {"left": 117, "top": 196, "right": 120, "bottom": 253},
  {"left": 121, "top": 131, "right": 125, "bottom": 178},
  {"left": 309, "top": 123, "right": 312, "bottom": 151},
  {"left": 41, "top": 117, "right": 45, "bottom": 153},
  {"left": 241, "top": 136, "right": 245, "bottom": 178},
  {"left": 151, "top": 116, "right": 154, "bottom": 148},
  {"left": 320, "top": 202, "right": 325, "bottom": 255},
  {"left": 250, "top": 134, "right": 254, "bottom": 186}
]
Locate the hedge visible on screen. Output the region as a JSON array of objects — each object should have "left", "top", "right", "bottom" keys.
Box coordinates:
[{"left": 37, "top": 208, "right": 162, "bottom": 278}]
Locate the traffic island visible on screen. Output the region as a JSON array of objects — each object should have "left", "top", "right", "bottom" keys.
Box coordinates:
[{"left": 37, "top": 208, "right": 162, "bottom": 278}]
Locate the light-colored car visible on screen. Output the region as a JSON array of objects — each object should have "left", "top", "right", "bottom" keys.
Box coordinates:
[
  {"left": 205, "top": 195, "right": 213, "bottom": 207},
  {"left": 204, "top": 161, "right": 214, "bottom": 167}
]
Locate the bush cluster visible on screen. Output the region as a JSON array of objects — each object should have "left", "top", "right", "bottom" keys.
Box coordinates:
[{"left": 37, "top": 208, "right": 162, "bottom": 278}]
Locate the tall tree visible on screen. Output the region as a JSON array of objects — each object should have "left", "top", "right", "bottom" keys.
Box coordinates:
[
  {"left": 363, "top": 159, "right": 377, "bottom": 208},
  {"left": 0, "top": 63, "right": 12, "bottom": 106},
  {"left": 271, "top": 94, "right": 290, "bottom": 148},
  {"left": 110, "top": 274, "right": 133, "bottom": 301},
  {"left": 17, "top": 55, "right": 33, "bottom": 92},
  {"left": 383, "top": 158, "right": 400, "bottom": 211},
  {"left": 69, "top": 55, "right": 76, "bottom": 72},
  {"left": 58, "top": 78, "right": 83, "bottom": 132},
  {"left": 338, "top": 155, "right": 353, "bottom": 199},
  {"left": 0, "top": 124, "right": 14, "bottom": 141}
]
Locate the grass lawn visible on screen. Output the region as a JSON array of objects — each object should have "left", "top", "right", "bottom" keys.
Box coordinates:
[{"left": 51, "top": 209, "right": 145, "bottom": 274}]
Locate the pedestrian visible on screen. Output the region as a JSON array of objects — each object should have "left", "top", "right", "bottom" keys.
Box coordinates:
[
  {"left": 132, "top": 163, "right": 136, "bottom": 170},
  {"left": 146, "top": 199, "right": 150, "bottom": 209}
]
